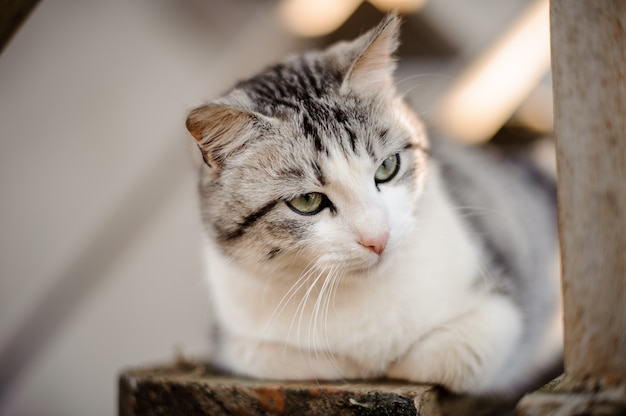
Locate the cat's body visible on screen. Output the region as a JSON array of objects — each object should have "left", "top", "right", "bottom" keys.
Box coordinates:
[{"left": 186, "top": 15, "right": 562, "bottom": 396}]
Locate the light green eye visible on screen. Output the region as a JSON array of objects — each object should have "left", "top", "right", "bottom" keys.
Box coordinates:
[
  {"left": 286, "top": 192, "right": 326, "bottom": 215},
  {"left": 375, "top": 153, "right": 400, "bottom": 184}
]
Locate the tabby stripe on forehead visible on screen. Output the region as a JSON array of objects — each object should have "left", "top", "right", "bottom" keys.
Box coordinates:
[
  {"left": 331, "top": 107, "right": 358, "bottom": 152},
  {"left": 302, "top": 113, "right": 325, "bottom": 153},
  {"left": 365, "top": 138, "right": 376, "bottom": 161},
  {"left": 223, "top": 199, "right": 280, "bottom": 241},
  {"left": 299, "top": 58, "right": 324, "bottom": 97},
  {"left": 312, "top": 162, "right": 326, "bottom": 186},
  {"left": 268, "top": 69, "right": 290, "bottom": 99},
  {"left": 248, "top": 82, "right": 299, "bottom": 112}
]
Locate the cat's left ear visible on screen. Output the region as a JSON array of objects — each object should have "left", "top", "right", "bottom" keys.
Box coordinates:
[{"left": 341, "top": 13, "right": 401, "bottom": 95}]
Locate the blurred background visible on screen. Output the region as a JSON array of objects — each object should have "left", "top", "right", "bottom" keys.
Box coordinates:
[{"left": 0, "top": 0, "right": 553, "bottom": 414}]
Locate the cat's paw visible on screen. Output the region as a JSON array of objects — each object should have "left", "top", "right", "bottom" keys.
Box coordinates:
[
  {"left": 215, "top": 333, "right": 363, "bottom": 381},
  {"left": 385, "top": 296, "right": 523, "bottom": 394}
]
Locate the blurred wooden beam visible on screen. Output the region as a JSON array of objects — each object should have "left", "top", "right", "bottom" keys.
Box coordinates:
[
  {"left": 433, "top": 0, "right": 551, "bottom": 143},
  {"left": 0, "top": 0, "right": 41, "bottom": 53}
]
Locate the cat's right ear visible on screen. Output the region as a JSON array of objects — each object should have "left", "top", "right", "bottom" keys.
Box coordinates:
[
  {"left": 341, "top": 13, "right": 401, "bottom": 96},
  {"left": 186, "top": 104, "right": 260, "bottom": 170}
]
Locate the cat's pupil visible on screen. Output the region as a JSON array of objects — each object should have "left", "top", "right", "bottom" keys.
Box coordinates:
[
  {"left": 286, "top": 192, "right": 326, "bottom": 216},
  {"left": 375, "top": 153, "right": 400, "bottom": 184}
]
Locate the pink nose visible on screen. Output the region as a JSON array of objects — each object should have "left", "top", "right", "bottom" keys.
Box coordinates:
[{"left": 358, "top": 231, "right": 389, "bottom": 255}]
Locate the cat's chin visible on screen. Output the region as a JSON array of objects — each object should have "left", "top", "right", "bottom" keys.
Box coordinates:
[{"left": 338, "top": 255, "right": 387, "bottom": 277}]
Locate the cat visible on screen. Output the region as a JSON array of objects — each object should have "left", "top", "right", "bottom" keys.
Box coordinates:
[{"left": 185, "top": 14, "right": 562, "bottom": 396}]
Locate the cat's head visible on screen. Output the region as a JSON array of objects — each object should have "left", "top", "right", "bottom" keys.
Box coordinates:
[{"left": 186, "top": 14, "right": 429, "bottom": 278}]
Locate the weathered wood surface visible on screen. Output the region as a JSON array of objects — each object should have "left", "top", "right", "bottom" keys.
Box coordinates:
[
  {"left": 518, "top": 0, "right": 626, "bottom": 413},
  {"left": 119, "top": 363, "right": 441, "bottom": 416},
  {"left": 550, "top": 0, "right": 626, "bottom": 387},
  {"left": 517, "top": 375, "right": 626, "bottom": 415},
  {"left": 119, "top": 362, "right": 520, "bottom": 416}
]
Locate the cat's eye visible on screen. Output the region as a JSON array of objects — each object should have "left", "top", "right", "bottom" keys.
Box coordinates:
[
  {"left": 375, "top": 153, "right": 400, "bottom": 184},
  {"left": 286, "top": 192, "right": 327, "bottom": 215}
]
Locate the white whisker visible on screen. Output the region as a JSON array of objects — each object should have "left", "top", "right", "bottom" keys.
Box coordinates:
[
  {"left": 396, "top": 72, "right": 454, "bottom": 86},
  {"left": 292, "top": 263, "right": 324, "bottom": 348},
  {"left": 322, "top": 267, "right": 347, "bottom": 380},
  {"left": 264, "top": 258, "right": 318, "bottom": 336}
]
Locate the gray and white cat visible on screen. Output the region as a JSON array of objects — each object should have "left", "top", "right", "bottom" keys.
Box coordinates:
[{"left": 186, "top": 14, "right": 562, "bottom": 396}]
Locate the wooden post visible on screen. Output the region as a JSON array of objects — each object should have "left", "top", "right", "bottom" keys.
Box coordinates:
[{"left": 518, "top": 1, "right": 626, "bottom": 413}]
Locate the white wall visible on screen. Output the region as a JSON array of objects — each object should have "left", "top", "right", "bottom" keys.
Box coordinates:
[{"left": 0, "top": 1, "right": 296, "bottom": 414}]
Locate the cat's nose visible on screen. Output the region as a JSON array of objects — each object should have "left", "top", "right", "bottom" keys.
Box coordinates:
[{"left": 358, "top": 231, "right": 389, "bottom": 255}]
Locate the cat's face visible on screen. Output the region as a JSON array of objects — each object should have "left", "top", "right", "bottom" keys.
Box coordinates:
[{"left": 187, "top": 15, "right": 429, "bottom": 278}]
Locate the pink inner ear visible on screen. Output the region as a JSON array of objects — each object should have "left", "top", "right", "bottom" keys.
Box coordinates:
[
  {"left": 342, "top": 14, "right": 400, "bottom": 94},
  {"left": 185, "top": 104, "right": 260, "bottom": 167}
]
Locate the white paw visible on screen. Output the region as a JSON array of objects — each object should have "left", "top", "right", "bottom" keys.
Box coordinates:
[{"left": 385, "top": 296, "right": 523, "bottom": 394}]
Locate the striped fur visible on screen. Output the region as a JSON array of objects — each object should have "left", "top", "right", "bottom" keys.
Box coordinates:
[{"left": 186, "top": 14, "right": 562, "bottom": 396}]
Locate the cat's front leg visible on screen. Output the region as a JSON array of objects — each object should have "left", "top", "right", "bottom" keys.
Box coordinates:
[
  {"left": 214, "top": 332, "right": 364, "bottom": 381},
  {"left": 385, "top": 295, "right": 523, "bottom": 394}
]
